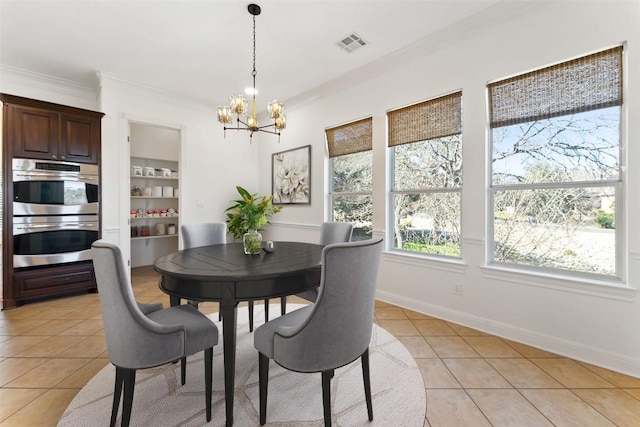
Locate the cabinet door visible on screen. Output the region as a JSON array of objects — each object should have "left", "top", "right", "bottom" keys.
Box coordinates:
[
  {"left": 60, "top": 113, "right": 100, "bottom": 163},
  {"left": 12, "top": 105, "right": 60, "bottom": 160},
  {"left": 12, "top": 261, "right": 97, "bottom": 301}
]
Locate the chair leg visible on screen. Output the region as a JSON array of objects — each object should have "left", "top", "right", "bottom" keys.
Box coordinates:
[
  {"left": 264, "top": 299, "right": 271, "bottom": 322},
  {"left": 322, "top": 370, "right": 334, "bottom": 427},
  {"left": 361, "top": 349, "right": 373, "bottom": 421},
  {"left": 181, "top": 356, "right": 187, "bottom": 385},
  {"left": 249, "top": 300, "right": 254, "bottom": 332},
  {"left": 258, "top": 353, "right": 269, "bottom": 425},
  {"left": 280, "top": 296, "right": 286, "bottom": 315},
  {"left": 121, "top": 368, "right": 137, "bottom": 427},
  {"left": 110, "top": 366, "right": 124, "bottom": 427},
  {"left": 205, "top": 348, "right": 213, "bottom": 422}
]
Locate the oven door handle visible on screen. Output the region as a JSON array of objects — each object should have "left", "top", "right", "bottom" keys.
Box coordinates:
[
  {"left": 16, "top": 223, "right": 98, "bottom": 231},
  {"left": 14, "top": 172, "right": 98, "bottom": 182}
]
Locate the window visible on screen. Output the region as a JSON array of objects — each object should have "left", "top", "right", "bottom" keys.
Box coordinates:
[
  {"left": 388, "top": 92, "right": 463, "bottom": 257},
  {"left": 326, "top": 118, "right": 373, "bottom": 240},
  {"left": 488, "top": 46, "right": 623, "bottom": 279}
]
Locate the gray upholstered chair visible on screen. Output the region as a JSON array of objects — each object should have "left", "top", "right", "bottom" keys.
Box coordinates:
[
  {"left": 277, "top": 222, "right": 353, "bottom": 314},
  {"left": 254, "top": 238, "right": 383, "bottom": 427},
  {"left": 181, "top": 221, "right": 227, "bottom": 249},
  {"left": 91, "top": 240, "right": 218, "bottom": 427},
  {"left": 181, "top": 222, "right": 227, "bottom": 309},
  {"left": 181, "top": 221, "right": 264, "bottom": 331},
  {"left": 319, "top": 221, "right": 355, "bottom": 246}
]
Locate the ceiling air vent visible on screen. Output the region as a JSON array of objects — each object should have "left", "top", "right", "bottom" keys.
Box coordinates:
[{"left": 337, "top": 33, "right": 367, "bottom": 53}]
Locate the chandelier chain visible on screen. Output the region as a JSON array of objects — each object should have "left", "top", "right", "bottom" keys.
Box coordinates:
[{"left": 252, "top": 14, "right": 257, "bottom": 78}]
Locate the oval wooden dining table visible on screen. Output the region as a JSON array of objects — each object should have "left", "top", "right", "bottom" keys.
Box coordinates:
[{"left": 154, "top": 241, "right": 323, "bottom": 427}]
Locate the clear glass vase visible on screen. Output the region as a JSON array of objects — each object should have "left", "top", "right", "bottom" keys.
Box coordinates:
[{"left": 243, "top": 229, "right": 262, "bottom": 255}]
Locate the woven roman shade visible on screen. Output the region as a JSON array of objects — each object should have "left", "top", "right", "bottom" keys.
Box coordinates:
[
  {"left": 387, "top": 92, "right": 462, "bottom": 147},
  {"left": 489, "top": 46, "right": 623, "bottom": 128},
  {"left": 326, "top": 117, "right": 372, "bottom": 158}
]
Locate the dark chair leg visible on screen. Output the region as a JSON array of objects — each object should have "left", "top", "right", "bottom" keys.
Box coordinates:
[
  {"left": 280, "top": 296, "right": 286, "bottom": 315},
  {"left": 322, "top": 370, "right": 334, "bottom": 427},
  {"left": 205, "top": 348, "right": 213, "bottom": 422},
  {"left": 110, "top": 366, "right": 124, "bottom": 427},
  {"left": 121, "top": 368, "right": 137, "bottom": 427},
  {"left": 180, "top": 356, "right": 187, "bottom": 385},
  {"left": 361, "top": 349, "right": 373, "bottom": 421},
  {"left": 249, "top": 300, "right": 254, "bottom": 332},
  {"left": 258, "top": 353, "right": 269, "bottom": 425},
  {"left": 264, "top": 299, "right": 271, "bottom": 322}
]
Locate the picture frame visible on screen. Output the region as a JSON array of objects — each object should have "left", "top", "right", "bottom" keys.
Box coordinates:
[{"left": 272, "top": 145, "right": 311, "bottom": 205}]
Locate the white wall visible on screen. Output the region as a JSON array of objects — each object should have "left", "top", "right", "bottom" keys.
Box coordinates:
[{"left": 258, "top": 1, "right": 640, "bottom": 377}]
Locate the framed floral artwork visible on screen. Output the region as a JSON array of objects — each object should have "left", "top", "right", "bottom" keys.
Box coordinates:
[{"left": 272, "top": 145, "right": 311, "bottom": 205}]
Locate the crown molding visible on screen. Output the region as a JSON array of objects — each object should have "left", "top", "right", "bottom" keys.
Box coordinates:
[
  {"left": 96, "top": 71, "right": 215, "bottom": 112},
  {"left": 0, "top": 65, "right": 97, "bottom": 101}
]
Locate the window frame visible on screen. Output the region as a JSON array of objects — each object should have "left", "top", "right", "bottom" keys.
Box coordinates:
[
  {"left": 326, "top": 118, "right": 373, "bottom": 240},
  {"left": 387, "top": 91, "right": 463, "bottom": 259},
  {"left": 486, "top": 46, "right": 626, "bottom": 282}
]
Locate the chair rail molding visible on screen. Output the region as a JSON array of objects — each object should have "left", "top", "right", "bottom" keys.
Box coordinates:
[{"left": 268, "top": 220, "right": 319, "bottom": 231}]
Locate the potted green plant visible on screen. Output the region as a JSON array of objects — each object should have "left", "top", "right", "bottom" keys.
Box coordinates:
[{"left": 225, "top": 186, "right": 282, "bottom": 254}]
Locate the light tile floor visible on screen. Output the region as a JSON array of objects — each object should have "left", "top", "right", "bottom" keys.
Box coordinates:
[{"left": 0, "top": 266, "right": 639, "bottom": 426}]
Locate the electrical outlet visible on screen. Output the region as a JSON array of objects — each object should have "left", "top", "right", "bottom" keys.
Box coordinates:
[{"left": 453, "top": 283, "right": 462, "bottom": 296}]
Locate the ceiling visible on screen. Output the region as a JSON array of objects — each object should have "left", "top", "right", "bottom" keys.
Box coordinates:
[{"left": 1, "top": 0, "right": 507, "bottom": 109}]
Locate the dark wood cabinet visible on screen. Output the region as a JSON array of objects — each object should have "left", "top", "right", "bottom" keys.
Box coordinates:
[
  {"left": 2, "top": 94, "right": 101, "bottom": 163},
  {"left": 12, "top": 261, "right": 97, "bottom": 302},
  {"left": 1, "top": 94, "right": 103, "bottom": 309},
  {"left": 11, "top": 104, "right": 60, "bottom": 159},
  {"left": 60, "top": 113, "right": 101, "bottom": 163}
]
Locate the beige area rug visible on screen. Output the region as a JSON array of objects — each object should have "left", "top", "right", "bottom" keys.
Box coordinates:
[{"left": 58, "top": 304, "right": 426, "bottom": 426}]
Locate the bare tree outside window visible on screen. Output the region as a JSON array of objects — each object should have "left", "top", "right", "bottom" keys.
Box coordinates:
[
  {"left": 391, "top": 135, "right": 462, "bottom": 256},
  {"left": 491, "top": 108, "right": 620, "bottom": 276},
  {"left": 329, "top": 150, "right": 373, "bottom": 240}
]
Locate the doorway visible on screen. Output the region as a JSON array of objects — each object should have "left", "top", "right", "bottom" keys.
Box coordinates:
[{"left": 128, "top": 122, "right": 181, "bottom": 267}]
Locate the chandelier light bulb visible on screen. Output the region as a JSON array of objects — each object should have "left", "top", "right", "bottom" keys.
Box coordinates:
[
  {"left": 274, "top": 114, "right": 286, "bottom": 130},
  {"left": 267, "top": 100, "right": 283, "bottom": 119},
  {"left": 230, "top": 95, "right": 247, "bottom": 115},
  {"left": 247, "top": 116, "right": 258, "bottom": 129},
  {"left": 217, "top": 106, "right": 232, "bottom": 124}
]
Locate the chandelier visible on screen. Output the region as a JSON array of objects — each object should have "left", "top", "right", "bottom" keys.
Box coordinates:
[{"left": 217, "top": 3, "right": 286, "bottom": 143}]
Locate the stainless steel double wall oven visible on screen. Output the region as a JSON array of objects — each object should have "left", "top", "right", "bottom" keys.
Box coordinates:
[{"left": 12, "top": 158, "right": 100, "bottom": 268}]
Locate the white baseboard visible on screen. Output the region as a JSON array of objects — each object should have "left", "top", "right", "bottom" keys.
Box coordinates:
[{"left": 376, "top": 289, "right": 640, "bottom": 378}]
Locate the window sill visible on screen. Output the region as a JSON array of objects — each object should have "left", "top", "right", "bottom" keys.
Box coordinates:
[{"left": 481, "top": 264, "right": 637, "bottom": 301}]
